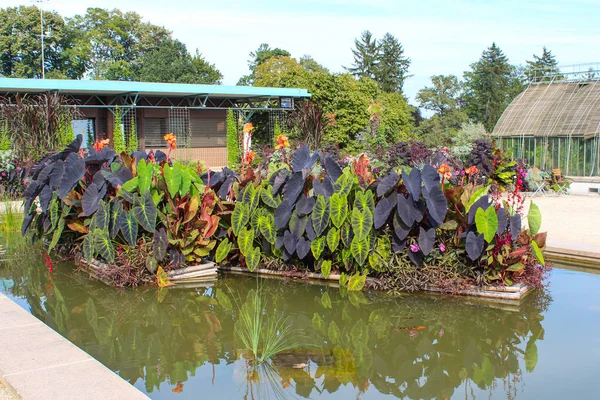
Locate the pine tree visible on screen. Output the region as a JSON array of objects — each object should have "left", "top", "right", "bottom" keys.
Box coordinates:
[
  {"left": 376, "top": 33, "right": 411, "bottom": 93},
  {"left": 347, "top": 30, "right": 380, "bottom": 80},
  {"left": 525, "top": 47, "right": 562, "bottom": 82},
  {"left": 463, "top": 43, "right": 522, "bottom": 132}
]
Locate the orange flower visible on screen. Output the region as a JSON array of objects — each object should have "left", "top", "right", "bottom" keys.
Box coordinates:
[
  {"left": 243, "top": 123, "right": 254, "bottom": 134},
  {"left": 437, "top": 164, "right": 450, "bottom": 175},
  {"left": 163, "top": 133, "right": 177, "bottom": 150},
  {"left": 244, "top": 150, "right": 256, "bottom": 164},
  {"left": 465, "top": 165, "right": 479, "bottom": 175},
  {"left": 93, "top": 138, "right": 110, "bottom": 152},
  {"left": 275, "top": 134, "right": 290, "bottom": 150}
]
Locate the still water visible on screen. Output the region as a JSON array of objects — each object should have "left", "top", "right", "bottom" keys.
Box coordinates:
[{"left": 1, "top": 236, "right": 599, "bottom": 399}]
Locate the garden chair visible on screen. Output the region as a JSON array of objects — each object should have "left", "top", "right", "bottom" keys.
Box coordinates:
[
  {"left": 552, "top": 168, "right": 570, "bottom": 195},
  {"left": 530, "top": 168, "right": 549, "bottom": 197}
]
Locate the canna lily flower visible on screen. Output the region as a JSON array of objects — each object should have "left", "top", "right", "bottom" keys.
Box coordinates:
[
  {"left": 275, "top": 134, "right": 290, "bottom": 150},
  {"left": 437, "top": 164, "right": 451, "bottom": 176},
  {"left": 93, "top": 138, "right": 110, "bottom": 152},
  {"left": 244, "top": 150, "right": 256, "bottom": 164},
  {"left": 243, "top": 122, "right": 254, "bottom": 134},
  {"left": 163, "top": 133, "right": 177, "bottom": 150},
  {"left": 465, "top": 165, "right": 479, "bottom": 175}
]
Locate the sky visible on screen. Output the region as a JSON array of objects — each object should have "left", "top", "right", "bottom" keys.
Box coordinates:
[{"left": 2, "top": 0, "right": 599, "bottom": 105}]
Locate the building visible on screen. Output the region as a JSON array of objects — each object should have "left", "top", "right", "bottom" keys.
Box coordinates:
[
  {"left": 493, "top": 66, "right": 600, "bottom": 183},
  {"left": 0, "top": 78, "right": 310, "bottom": 167}
]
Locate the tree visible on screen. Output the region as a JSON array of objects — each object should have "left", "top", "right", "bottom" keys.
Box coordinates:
[
  {"left": 237, "top": 43, "right": 290, "bottom": 85},
  {"left": 138, "top": 39, "right": 222, "bottom": 84},
  {"left": 346, "top": 30, "right": 379, "bottom": 80},
  {"left": 463, "top": 43, "right": 521, "bottom": 132},
  {"left": 376, "top": 33, "right": 411, "bottom": 93},
  {"left": 525, "top": 47, "right": 562, "bottom": 82},
  {"left": 0, "top": 6, "right": 87, "bottom": 79},
  {"left": 416, "top": 75, "right": 463, "bottom": 116},
  {"left": 299, "top": 55, "right": 328, "bottom": 74},
  {"left": 253, "top": 56, "right": 310, "bottom": 88},
  {"left": 67, "top": 7, "right": 171, "bottom": 80}
]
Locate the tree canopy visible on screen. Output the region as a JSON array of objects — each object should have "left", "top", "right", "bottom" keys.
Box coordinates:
[
  {"left": 237, "top": 43, "right": 291, "bottom": 85},
  {"left": 525, "top": 46, "right": 561, "bottom": 83}
]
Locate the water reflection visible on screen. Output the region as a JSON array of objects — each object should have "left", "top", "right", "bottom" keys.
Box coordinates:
[{"left": 0, "top": 238, "right": 551, "bottom": 399}]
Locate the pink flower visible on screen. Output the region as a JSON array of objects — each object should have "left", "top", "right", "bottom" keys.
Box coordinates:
[
  {"left": 16, "top": 167, "right": 21, "bottom": 172},
  {"left": 410, "top": 243, "right": 420, "bottom": 253},
  {"left": 439, "top": 243, "right": 446, "bottom": 252}
]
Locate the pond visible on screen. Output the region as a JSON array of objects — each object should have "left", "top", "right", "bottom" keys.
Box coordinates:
[{"left": 1, "top": 235, "right": 599, "bottom": 399}]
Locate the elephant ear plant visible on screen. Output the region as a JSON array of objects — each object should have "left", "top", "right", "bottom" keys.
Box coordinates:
[{"left": 22, "top": 134, "right": 226, "bottom": 286}]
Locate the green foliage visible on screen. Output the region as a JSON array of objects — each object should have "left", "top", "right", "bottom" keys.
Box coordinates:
[
  {"left": 226, "top": 109, "right": 240, "bottom": 168},
  {"left": 475, "top": 207, "right": 498, "bottom": 243},
  {"left": 112, "top": 108, "right": 126, "bottom": 154},
  {"left": 525, "top": 46, "right": 562, "bottom": 83},
  {"left": 127, "top": 115, "right": 138, "bottom": 153},
  {"left": 528, "top": 202, "right": 542, "bottom": 235}
]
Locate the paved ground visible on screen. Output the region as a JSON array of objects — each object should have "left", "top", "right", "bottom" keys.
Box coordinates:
[
  {"left": 0, "top": 382, "right": 14, "bottom": 400},
  {"left": 523, "top": 194, "right": 600, "bottom": 257}
]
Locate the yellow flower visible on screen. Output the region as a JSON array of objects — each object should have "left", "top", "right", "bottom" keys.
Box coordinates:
[
  {"left": 163, "top": 133, "right": 177, "bottom": 150},
  {"left": 243, "top": 123, "right": 254, "bottom": 134}
]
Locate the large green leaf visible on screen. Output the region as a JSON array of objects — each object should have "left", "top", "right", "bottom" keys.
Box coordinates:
[
  {"left": 163, "top": 164, "right": 182, "bottom": 198},
  {"left": 231, "top": 202, "right": 250, "bottom": 236},
  {"left": 108, "top": 198, "right": 123, "bottom": 239},
  {"left": 82, "top": 232, "right": 94, "bottom": 264},
  {"left": 137, "top": 159, "right": 152, "bottom": 194},
  {"left": 238, "top": 227, "right": 255, "bottom": 257},
  {"left": 334, "top": 172, "right": 353, "bottom": 195},
  {"left": 241, "top": 184, "right": 260, "bottom": 212},
  {"left": 259, "top": 213, "right": 276, "bottom": 244},
  {"left": 93, "top": 228, "right": 115, "bottom": 263},
  {"left": 311, "top": 195, "right": 330, "bottom": 236},
  {"left": 466, "top": 185, "right": 490, "bottom": 211},
  {"left": 48, "top": 217, "right": 65, "bottom": 251},
  {"left": 321, "top": 260, "right": 332, "bottom": 279},
  {"left": 351, "top": 208, "right": 373, "bottom": 241},
  {"left": 475, "top": 206, "right": 498, "bottom": 243},
  {"left": 353, "top": 190, "right": 375, "bottom": 215},
  {"left": 531, "top": 240, "right": 545, "bottom": 266},
  {"left": 528, "top": 202, "right": 542, "bottom": 235},
  {"left": 330, "top": 192, "right": 349, "bottom": 228},
  {"left": 94, "top": 200, "right": 109, "bottom": 232},
  {"left": 327, "top": 227, "right": 340, "bottom": 252},
  {"left": 119, "top": 210, "right": 139, "bottom": 247},
  {"left": 340, "top": 223, "right": 353, "bottom": 247},
  {"left": 119, "top": 177, "right": 138, "bottom": 196},
  {"left": 180, "top": 167, "right": 192, "bottom": 197},
  {"left": 351, "top": 236, "right": 369, "bottom": 266},
  {"left": 311, "top": 236, "right": 326, "bottom": 260},
  {"left": 49, "top": 195, "right": 59, "bottom": 231},
  {"left": 260, "top": 185, "right": 281, "bottom": 208},
  {"left": 133, "top": 191, "right": 157, "bottom": 232},
  {"left": 348, "top": 272, "right": 367, "bottom": 291},
  {"left": 245, "top": 246, "right": 261, "bottom": 272},
  {"left": 215, "top": 238, "right": 232, "bottom": 263}
]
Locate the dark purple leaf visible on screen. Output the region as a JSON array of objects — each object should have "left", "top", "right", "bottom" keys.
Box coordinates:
[
  {"left": 59, "top": 153, "right": 85, "bottom": 199},
  {"left": 272, "top": 170, "right": 289, "bottom": 195},
  {"left": 293, "top": 144, "right": 319, "bottom": 172},
  {"left": 39, "top": 185, "right": 53, "bottom": 213},
  {"left": 296, "top": 195, "right": 315, "bottom": 216},
  {"left": 85, "top": 146, "right": 116, "bottom": 165},
  {"left": 374, "top": 192, "right": 397, "bottom": 229},
  {"left": 21, "top": 213, "right": 35, "bottom": 236},
  {"left": 393, "top": 212, "right": 411, "bottom": 240},
  {"left": 418, "top": 227, "right": 435, "bottom": 256},
  {"left": 217, "top": 176, "right": 235, "bottom": 200},
  {"left": 402, "top": 168, "right": 421, "bottom": 200},
  {"left": 283, "top": 248, "right": 293, "bottom": 262},
  {"left": 423, "top": 185, "right": 448, "bottom": 226},
  {"left": 24, "top": 181, "right": 44, "bottom": 214},
  {"left": 275, "top": 199, "right": 293, "bottom": 230},
  {"left": 283, "top": 172, "right": 304, "bottom": 203},
  {"left": 496, "top": 208, "right": 507, "bottom": 234},
  {"left": 323, "top": 155, "right": 343, "bottom": 182},
  {"left": 153, "top": 228, "right": 168, "bottom": 261},
  {"left": 82, "top": 183, "right": 101, "bottom": 216},
  {"left": 305, "top": 219, "right": 316, "bottom": 241},
  {"left": 169, "top": 249, "right": 184, "bottom": 267},
  {"left": 377, "top": 170, "right": 399, "bottom": 198},
  {"left": 48, "top": 161, "right": 64, "bottom": 189},
  {"left": 313, "top": 177, "right": 334, "bottom": 197},
  {"left": 396, "top": 193, "right": 423, "bottom": 226},
  {"left": 284, "top": 230, "right": 296, "bottom": 254},
  {"left": 468, "top": 195, "right": 491, "bottom": 224},
  {"left": 510, "top": 214, "right": 522, "bottom": 240},
  {"left": 391, "top": 235, "right": 406, "bottom": 253},
  {"left": 154, "top": 150, "right": 167, "bottom": 164},
  {"left": 102, "top": 164, "right": 133, "bottom": 188},
  {"left": 58, "top": 134, "right": 83, "bottom": 160},
  {"left": 289, "top": 211, "right": 308, "bottom": 240},
  {"left": 421, "top": 164, "right": 440, "bottom": 192},
  {"left": 296, "top": 237, "right": 311, "bottom": 259},
  {"left": 466, "top": 232, "right": 485, "bottom": 261},
  {"left": 275, "top": 234, "right": 285, "bottom": 250},
  {"left": 408, "top": 250, "right": 424, "bottom": 266}
]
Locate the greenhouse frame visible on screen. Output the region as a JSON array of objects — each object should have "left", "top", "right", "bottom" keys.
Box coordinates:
[{"left": 493, "top": 65, "right": 600, "bottom": 177}]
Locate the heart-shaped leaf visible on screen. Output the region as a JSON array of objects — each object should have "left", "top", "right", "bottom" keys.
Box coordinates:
[
  {"left": 468, "top": 195, "right": 491, "bottom": 224},
  {"left": 311, "top": 236, "right": 326, "bottom": 260},
  {"left": 311, "top": 195, "right": 330, "bottom": 236},
  {"left": 393, "top": 212, "right": 411, "bottom": 240},
  {"left": 323, "top": 155, "right": 343, "bottom": 182},
  {"left": 305, "top": 219, "right": 316, "bottom": 241},
  {"left": 93, "top": 228, "right": 115, "bottom": 263},
  {"left": 351, "top": 207, "right": 373, "bottom": 241},
  {"left": 163, "top": 164, "right": 182, "bottom": 198},
  {"left": 283, "top": 230, "right": 296, "bottom": 254},
  {"left": 296, "top": 237, "right": 311, "bottom": 259},
  {"left": 327, "top": 227, "right": 340, "bottom": 252},
  {"left": 402, "top": 168, "right": 422, "bottom": 200},
  {"left": 354, "top": 190, "right": 375, "bottom": 215},
  {"left": 274, "top": 199, "right": 293, "bottom": 230},
  {"left": 245, "top": 246, "right": 261, "bottom": 272},
  {"left": 466, "top": 231, "right": 485, "bottom": 261},
  {"left": 108, "top": 198, "right": 123, "bottom": 239},
  {"left": 475, "top": 206, "right": 498, "bottom": 243},
  {"left": 137, "top": 159, "right": 152, "bottom": 194},
  {"left": 133, "top": 191, "right": 157, "bottom": 232},
  {"left": 396, "top": 193, "right": 423, "bottom": 226},
  {"left": 330, "top": 192, "right": 349, "bottom": 228},
  {"left": 314, "top": 176, "right": 334, "bottom": 197},
  {"left": 59, "top": 153, "right": 85, "bottom": 199},
  {"left": 283, "top": 171, "right": 305, "bottom": 203},
  {"left": 340, "top": 223, "right": 353, "bottom": 247},
  {"left": 119, "top": 210, "right": 139, "bottom": 247},
  {"left": 496, "top": 208, "right": 507, "bottom": 234},
  {"left": 259, "top": 213, "right": 277, "bottom": 244},
  {"left": 376, "top": 170, "right": 399, "bottom": 197},
  {"left": 238, "top": 227, "right": 255, "bottom": 257},
  {"left": 153, "top": 227, "right": 168, "bottom": 261},
  {"left": 347, "top": 272, "right": 367, "bottom": 291},
  {"left": 242, "top": 184, "right": 260, "bottom": 212},
  {"left": 418, "top": 227, "right": 436, "bottom": 256},
  {"left": 296, "top": 195, "right": 315, "bottom": 216},
  {"left": 293, "top": 144, "right": 319, "bottom": 172},
  {"left": 351, "top": 236, "right": 369, "bottom": 266},
  {"left": 215, "top": 238, "right": 232, "bottom": 263},
  {"left": 82, "top": 183, "right": 101, "bottom": 216},
  {"left": 83, "top": 232, "right": 94, "bottom": 264},
  {"left": 289, "top": 210, "right": 308, "bottom": 240},
  {"left": 424, "top": 185, "right": 448, "bottom": 226},
  {"left": 528, "top": 202, "right": 542, "bottom": 235},
  {"left": 321, "top": 260, "right": 332, "bottom": 279},
  {"left": 374, "top": 192, "right": 397, "bottom": 229},
  {"left": 232, "top": 202, "right": 250, "bottom": 235},
  {"left": 260, "top": 185, "right": 281, "bottom": 208},
  {"left": 421, "top": 164, "right": 439, "bottom": 192},
  {"left": 510, "top": 214, "right": 522, "bottom": 240}
]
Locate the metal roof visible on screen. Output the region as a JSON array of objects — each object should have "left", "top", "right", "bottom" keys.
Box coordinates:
[{"left": 0, "top": 78, "right": 310, "bottom": 99}]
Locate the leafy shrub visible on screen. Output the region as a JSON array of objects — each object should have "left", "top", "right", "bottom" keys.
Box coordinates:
[{"left": 450, "top": 122, "right": 489, "bottom": 161}]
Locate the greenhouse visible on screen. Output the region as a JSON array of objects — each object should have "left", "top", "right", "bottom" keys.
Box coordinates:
[{"left": 493, "top": 67, "right": 600, "bottom": 177}]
